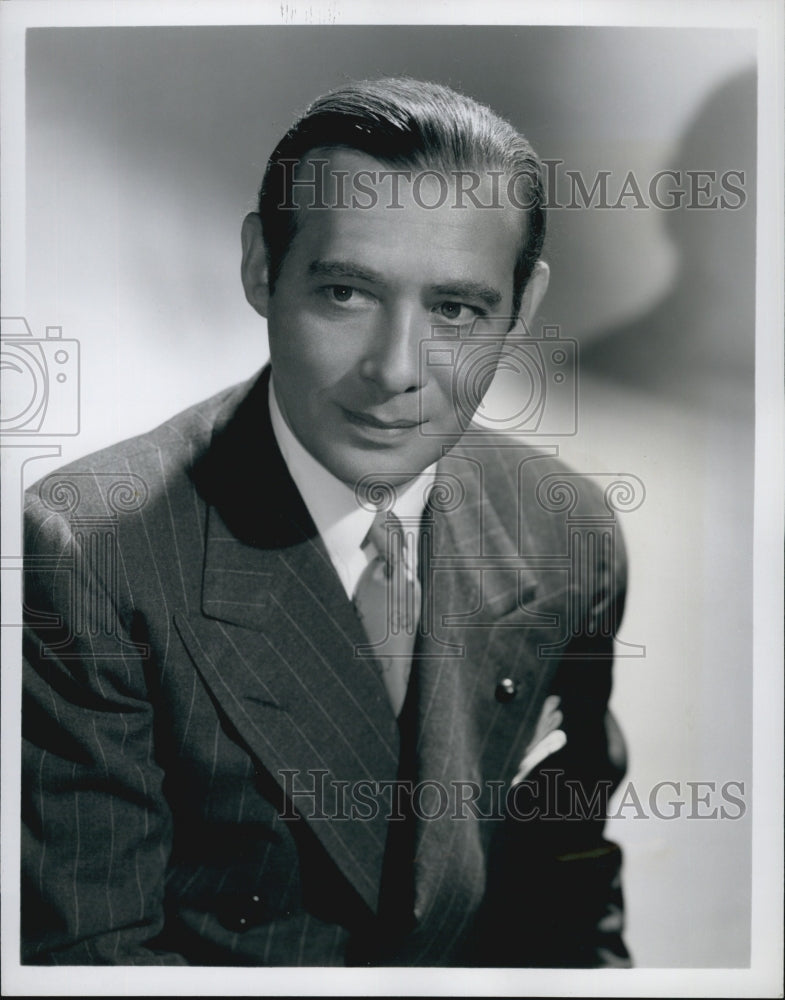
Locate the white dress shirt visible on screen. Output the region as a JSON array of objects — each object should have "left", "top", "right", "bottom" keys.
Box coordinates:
[{"left": 268, "top": 376, "right": 436, "bottom": 600}]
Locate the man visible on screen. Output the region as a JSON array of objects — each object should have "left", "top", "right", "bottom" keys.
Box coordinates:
[{"left": 22, "top": 78, "right": 630, "bottom": 967}]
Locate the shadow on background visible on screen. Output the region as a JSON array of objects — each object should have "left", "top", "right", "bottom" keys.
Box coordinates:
[{"left": 580, "top": 68, "right": 756, "bottom": 417}]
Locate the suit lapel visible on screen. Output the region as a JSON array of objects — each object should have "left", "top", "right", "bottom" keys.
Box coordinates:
[{"left": 178, "top": 369, "right": 399, "bottom": 914}]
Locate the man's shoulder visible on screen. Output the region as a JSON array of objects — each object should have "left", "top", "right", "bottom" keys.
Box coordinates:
[
  {"left": 443, "top": 434, "right": 628, "bottom": 589},
  {"left": 25, "top": 375, "right": 257, "bottom": 524},
  {"left": 445, "top": 434, "right": 606, "bottom": 514}
]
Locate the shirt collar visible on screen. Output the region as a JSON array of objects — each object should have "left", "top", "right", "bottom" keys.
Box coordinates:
[{"left": 268, "top": 375, "right": 436, "bottom": 598}]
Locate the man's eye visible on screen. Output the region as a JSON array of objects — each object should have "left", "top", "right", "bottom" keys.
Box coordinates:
[
  {"left": 322, "top": 285, "right": 374, "bottom": 309},
  {"left": 435, "top": 301, "right": 482, "bottom": 323}
]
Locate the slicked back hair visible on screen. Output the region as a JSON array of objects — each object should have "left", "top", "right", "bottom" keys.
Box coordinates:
[{"left": 258, "top": 77, "right": 546, "bottom": 320}]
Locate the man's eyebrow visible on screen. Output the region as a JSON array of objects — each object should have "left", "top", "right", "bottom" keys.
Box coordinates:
[
  {"left": 430, "top": 282, "right": 503, "bottom": 310},
  {"left": 307, "top": 259, "right": 385, "bottom": 284}
]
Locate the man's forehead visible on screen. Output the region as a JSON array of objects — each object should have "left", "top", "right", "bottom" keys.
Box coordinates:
[{"left": 282, "top": 172, "right": 523, "bottom": 300}]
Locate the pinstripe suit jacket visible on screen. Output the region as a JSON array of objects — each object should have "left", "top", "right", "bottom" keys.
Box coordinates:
[{"left": 22, "top": 367, "right": 630, "bottom": 967}]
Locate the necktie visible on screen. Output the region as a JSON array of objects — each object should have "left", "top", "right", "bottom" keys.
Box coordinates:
[
  {"left": 354, "top": 510, "right": 421, "bottom": 715},
  {"left": 351, "top": 510, "right": 423, "bottom": 961}
]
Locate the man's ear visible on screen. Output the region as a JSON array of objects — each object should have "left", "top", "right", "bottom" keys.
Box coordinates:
[
  {"left": 517, "top": 260, "right": 550, "bottom": 331},
  {"left": 241, "top": 212, "right": 270, "bottom": 317}
]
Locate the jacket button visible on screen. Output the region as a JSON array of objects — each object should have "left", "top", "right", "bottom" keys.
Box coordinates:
[
  {"left": 216, "top": 892, "right": 265, "bottom": 932},
  {"left": 495, "top": 678, "right": 517, "bottom": 702}
]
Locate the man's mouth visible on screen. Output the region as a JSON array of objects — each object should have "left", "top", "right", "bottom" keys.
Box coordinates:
[{"left": 341, "top": 408, "right": 423, "bottom": 430}]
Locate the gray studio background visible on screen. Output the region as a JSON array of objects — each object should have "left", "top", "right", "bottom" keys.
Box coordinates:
[{"left": 23, "top": 26, "right": 756, "bottom": 967}]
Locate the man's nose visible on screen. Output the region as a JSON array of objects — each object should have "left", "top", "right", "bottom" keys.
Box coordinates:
[{"left": 359, "top": 307, "right": 426, "bottom": 395}]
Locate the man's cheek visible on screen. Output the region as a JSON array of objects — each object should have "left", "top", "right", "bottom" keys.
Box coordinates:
[
  {"left": 427, "top": 371, "right": 463, "bottom": 430},
  {"left": 275, "top": 336, "right": 332, "bottom": 382},
  {"left": 290, "top": 327, "right": 355, "bottom": 375}
]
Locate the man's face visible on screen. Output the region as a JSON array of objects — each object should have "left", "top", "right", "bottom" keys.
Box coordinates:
[{"left": 243, "top": 150, "right": 546, "bottom": 486}]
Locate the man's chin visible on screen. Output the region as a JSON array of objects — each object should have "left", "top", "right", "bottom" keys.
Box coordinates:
[{"left": 317, "top": 443, "right": 448, "bottom": 491}]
